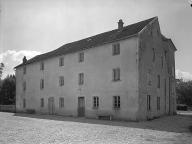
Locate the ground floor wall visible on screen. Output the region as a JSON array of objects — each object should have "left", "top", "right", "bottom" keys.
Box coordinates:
[{"left": 16, "top": 89, "right": 139, "bottom": 121}]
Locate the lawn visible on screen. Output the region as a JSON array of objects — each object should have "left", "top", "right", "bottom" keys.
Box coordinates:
[{"left": 0, "top": 112, "right": 191, "bottom": 144}]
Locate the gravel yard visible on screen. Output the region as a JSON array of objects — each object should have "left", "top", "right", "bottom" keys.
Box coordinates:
[{"left": 0, "top": 112, "right": 191, "bottom": 144}]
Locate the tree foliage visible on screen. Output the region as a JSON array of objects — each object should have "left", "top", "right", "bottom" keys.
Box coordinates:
[
  {"left": 0, "top": 63, "right": 4, "bottom": 80},
  {"left": 176, "top": 79, "right": 192, "bottom": 106},
  {"left": 0, "top": 75, "right": 16, "bottom": 105}
]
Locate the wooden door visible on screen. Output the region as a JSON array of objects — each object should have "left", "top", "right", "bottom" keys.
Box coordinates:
[
  {"left": 48, "top": 97, "right": 55, "bottom": 115},
  {"left": 78, "top": 97, "right": 85, "bottom": 117}
]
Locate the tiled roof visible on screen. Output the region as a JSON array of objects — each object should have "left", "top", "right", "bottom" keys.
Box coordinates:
[{"left": 15, "top": 17, "right": 156, "bottom": 68}]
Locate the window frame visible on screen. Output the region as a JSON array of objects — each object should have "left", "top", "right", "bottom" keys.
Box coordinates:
[
  {"left": 78, "top": 73, "right": 84, "bottom": 85},
  {"left": 59, "top": 97, "right": 64, "bottom": 108},
  {"left": 157, "top": 75, "right": 160, "bottom": 88},
  {"left": 113, "top": 96, "right": 120, "bottom": 109},
  {"left": 113, "top": 68, "right": 120, "bottom": 81},
  {"left": 157, "top": 97, "right": 160, "bottom": 110},
  {"left": 23, "top": 66, "right": 26, "bottom": 74},
  {"left": 23, "top": 99, "right": 26, "bottom": 108},
  {"left": 59, "top": 76, "right": 64, "bottom": 86},
  {"left": 23, "top": 81, "right": 26, "bottom": 92},
  {"left": 40, "top": 79, "right": 44, "bottom": 90},
  {"left": 93, "top": 96, "right": 99, "bottom": 109},
  {"left": 40, "top": 98, "right": 44, "bottom": 108},
  {"left": 40, "top": 62, "right": 44, "bottom": 71},
  {"left": 79, "top": 52, "right": 84, "bottom": 62},
  {"left": 59, "top": 57, "right": 64, "bottom": 67},
  {"left": 112, "top": 43, "right": 120, "bottom": 55},
  {"left": 147, "top": 95, "right": 151, "bottom": 111}
]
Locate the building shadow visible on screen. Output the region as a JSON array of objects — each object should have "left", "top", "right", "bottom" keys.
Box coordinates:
[{"left": 14, "top": 111, "right": 192, "bottom": 134}]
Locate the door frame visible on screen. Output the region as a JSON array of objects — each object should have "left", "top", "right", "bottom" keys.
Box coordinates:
[{"left": 78, "top": 96, "right": 85, "bottom": 117}]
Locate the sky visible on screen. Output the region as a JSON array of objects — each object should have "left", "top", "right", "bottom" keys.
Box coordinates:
[{"left": 0, "top": 0, "right": 192, "bottom": 80}]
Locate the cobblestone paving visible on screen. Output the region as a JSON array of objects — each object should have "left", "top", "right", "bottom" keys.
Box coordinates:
[{"left": 0, "top": 112, "right": 191, "bottom": 144}]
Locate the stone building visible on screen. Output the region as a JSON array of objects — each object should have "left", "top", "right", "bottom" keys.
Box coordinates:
[{"left": 15, "top": 17, "right": 177, "bottom": 121}]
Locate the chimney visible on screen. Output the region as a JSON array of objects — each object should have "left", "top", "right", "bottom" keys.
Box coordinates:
[
  {"left": 23, "top": 56, "right": 27, "bottom": 64},
  {"left": 118, "top": 19, "right": 124, "bottom": 29}
]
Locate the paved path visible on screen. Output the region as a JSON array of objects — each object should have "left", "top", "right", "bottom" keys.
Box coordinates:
[{"left": 0, "top": 112, "right": 191, "bottom": 144}]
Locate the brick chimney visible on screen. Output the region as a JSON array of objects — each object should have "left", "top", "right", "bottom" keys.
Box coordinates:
[
  {"left": 23, "top": 56, "right": 27, "bottom": 64},
  {"left": 118, "top": 19, "right": 124, "bottom": 29}
]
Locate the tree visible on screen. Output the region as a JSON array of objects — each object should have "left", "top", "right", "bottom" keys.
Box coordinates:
[
  {"left": 0, "top": 63, "right": 4, "bottom": 80},
  {"left": 0, "top": 75, "right": 16, "bottom": 105},
  {"left": 176, "top": 79, "right": 192, "bottom": 106}
]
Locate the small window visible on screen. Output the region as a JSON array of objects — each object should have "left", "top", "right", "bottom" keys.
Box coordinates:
[
  {"left": 40, "top": 79, "right": 44, "bottom": 89},
  {"left": 23, "top": 99, "right": 26, "bottom": 108},
  {"left": 164, "top": 78, "right": 166, "bottom": 97},
  {"left": 113, "top": 96, "right": 120, "bottom": 109},
  {"left": 164, "top": 51, "right": 167, "bottom": 59},
  {"left": 93, "top": 96, "right": 99, "bottom": 108},
  {"left": 41, "top": 98, "right": 44, "bottom": 107},
  {"left": 152, "top": 48, "right": 155, "bottom": 62},
  {"left": 157, "top": 97, "right": 160, "bottom": 110},
  {"left": 78, "top": 73, "right": 84, "bottom": 85},
  {"left": 157, "top": 75, "right": 160, "bottom": 88},
  {"left": 112, "top": 43, "right": 120, "bottom": 55},
  {"left": 147, "top": 95, "right": 151, "bottom": 111},
  {"left": 113, "top": 68, "right": 120, "bottom": 81},
  {"left": 59, "top": 57, "right": 64, "bottom": 66},
  {"left": 59, "top": 97, "right": 64, "bottom": 108},
  {"left": 79, "top": 52, "right": 84, "bottom": 62},
  {"left": 23, "top": 66, "right": 26, "bottom": 74},
  {"left": 40, "top": 62, "right": 44, "bottom": 70},
  {"left": 23, "top": 81, "right": 26, "bottom": 91},
  {"left": 59, "top": 76, "right": 64, "bottom": 86},
  {"left": 161, "top": 56, "right": 163, "bottom": 68}
]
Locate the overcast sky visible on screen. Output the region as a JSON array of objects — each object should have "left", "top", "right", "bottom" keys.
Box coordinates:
[{"left": 0, "top": 0, "right": 192, "bottom": 80}]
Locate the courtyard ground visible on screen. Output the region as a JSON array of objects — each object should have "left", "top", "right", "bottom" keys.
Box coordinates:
[{"left": 0, "top": 112, "right": 191, "bottom": 144}]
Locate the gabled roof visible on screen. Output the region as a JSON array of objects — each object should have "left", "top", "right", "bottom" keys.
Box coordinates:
[{"left": 15, "top": 17, "right": 156, "bottom": 68}]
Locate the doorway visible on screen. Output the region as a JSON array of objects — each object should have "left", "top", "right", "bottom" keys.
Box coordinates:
[
  {"left": 48, "top": 97, "right": 55, "bottom": 115},
  {"left": 78, "top": 97, "right": 85, "bottom": 117}
]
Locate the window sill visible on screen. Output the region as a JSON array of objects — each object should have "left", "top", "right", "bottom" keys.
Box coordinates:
[
  {"left": 113, "top": 107, "right": 120, "bottom": 110},
  {"left": 112, "top": 79, "right": 121, "bottom": 82}
]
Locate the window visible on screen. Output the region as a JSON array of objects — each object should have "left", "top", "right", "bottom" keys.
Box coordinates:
[
  {"left": 157, "top": 97, "right": 160, "bottom": 110},
  {"left": 41, "top": 98, "right": 44, "bottom": 107},
  {"left": 93, "top": 96, "right": 99, "bottom": 108},
  {"left": 59, "top": 57, "right": 64, "bottom": 66},
  {"left": 152, "top": 48, "right": 155, "bottom": 62},
  {"left": 59, "top": 97, "right": 64, "bottom": 108},
  {"left": 40, "top": 79, "right": 44, "bottom": 89},
  {"left": 79, "top": 52, "right": 84, "bottom": 62},
  {"left": 23, "top": 66, "right": 26, "bottom": 74},
  {"left": 112, "top": 43, "right": 120, "bottom": 55},
  {"left": 23, "top": 99, "right": 26, "bottom": 108},
  {"left": 113, "top": 68, "right": 120, "bottom": 81},
  {"left": 161, "top": 56, "right": 163, "bottom": 68},
  {"left": 78, "top": 73, "right": 84, "bottom": 85},
  {"left": 59, "top": 76, "right": 64, "bottom": 86},
  {"left": 113, "top": 96, "right": 120, "bottom": 109},
  {"left": 40, "top": 62, "right": 44, "bottom": 70},
  {"left": 164, "top": 51, "right": 167, "bottom": 59},
  {"left": 164, "top": 78, "right": 166, "bottom": 97},
  {"left": 23, "top": 81, "right": 26, "bottom": 91},
  {"left": 157, "top": 75, "right": 160, "bottom": 88},
  {"left": 147, "top": 95, "right": 151, "bottom": 111}
]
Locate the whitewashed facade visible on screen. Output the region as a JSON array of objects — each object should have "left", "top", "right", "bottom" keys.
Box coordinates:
[{"left": 15, "top": 17, "right": 176, "bottom": 121}]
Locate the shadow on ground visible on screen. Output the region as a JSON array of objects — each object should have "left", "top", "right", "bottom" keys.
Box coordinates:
[{"left": 14, "top": 111, "right": 192, "bottom": 134}]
